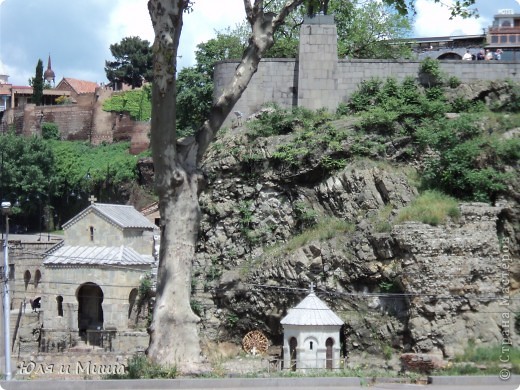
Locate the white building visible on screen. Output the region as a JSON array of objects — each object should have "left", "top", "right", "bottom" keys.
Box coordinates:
[{"left": 281, "top": 287, "right": 344, "bottom": 371}]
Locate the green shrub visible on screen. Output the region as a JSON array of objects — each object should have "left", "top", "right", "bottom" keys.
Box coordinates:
[
  {"left": 348, "top": 79, "right": 383, "bottom": 113},
  {"left": 102, "top": 85, "right": 152, "bottom": 121},
  {"left": 397, "top": 190, "right": 459, "bottom": 225},
  {"left": 41, "top": 122, "right": 60, "bottom": 140},
  {"left": 418, "top": 57, "right": 444, "bottom": 87},
  {"left": 447, "top": 76, "right": 461, "bottom": 88},
  {"left": 293, "top": 201, "right": 318, "bottom": 231}
]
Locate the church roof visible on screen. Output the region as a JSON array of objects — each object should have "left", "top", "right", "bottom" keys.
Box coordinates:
[
  {"left": 62, "top": 203, "right": 156, "bottom": 230},
  {"left": 43, "top": 245, "right": 155, "bottom": 266},
  {"left": 280, "top": 292, "right": 344, "bottom": 326}
]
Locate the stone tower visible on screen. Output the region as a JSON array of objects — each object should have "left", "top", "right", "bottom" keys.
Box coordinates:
[{"left": 297, "top": 14, "right": 340, "bottom": 111}]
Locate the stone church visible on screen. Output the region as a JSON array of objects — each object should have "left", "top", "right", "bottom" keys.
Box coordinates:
[{"left": 14, "top": 201, "right": 157, "bottom": 367}]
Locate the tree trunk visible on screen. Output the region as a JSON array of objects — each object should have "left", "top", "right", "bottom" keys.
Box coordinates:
[
  {"left": 146, "top": 0, "right": 305, "bottom": 370},
  {"left": 147, "top": 166, "right": 202, "bottom": 367},
  {"left": 147, "top": 0, "right": 203, "bottom": 369}
]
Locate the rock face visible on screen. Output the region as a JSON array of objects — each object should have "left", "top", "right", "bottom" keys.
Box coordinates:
[{"left": 190, "top": 114, "right": 519, "bottom": 365}]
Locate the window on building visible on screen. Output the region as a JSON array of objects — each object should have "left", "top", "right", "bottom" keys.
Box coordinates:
[
  {"left": 89, "top": 226, "right": 94, "bottom": 241},
  {"left": 491, "top": 36, "right": 499, "bottom": 43},
  {"left": 309, "top": 341, "right": 313, "bottom": 350},
  {"left": 501, "top": 35, "right": 507, "bottom": 43},
  {"left": 510, "top": 35, "right": 517, "bottom": 43},
  {"left": 34, "top": 269, "right": 41, "bottom": 288},
  {"left": 24, "top": 270, "right": 31, "bottom": 290},
  {"left": 56, "top": 295, "right": 63, "bottom": 317}
]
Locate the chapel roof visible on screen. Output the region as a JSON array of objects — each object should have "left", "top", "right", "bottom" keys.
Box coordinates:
[
  {"left": 43, "top": 245, "right": 155, "bottom": 266},
  {"left": 62, "top": 203, "right": 156, "bottom": 230},
  {"left": 280, "top": 291, "right": 344, "bottom": 326}
]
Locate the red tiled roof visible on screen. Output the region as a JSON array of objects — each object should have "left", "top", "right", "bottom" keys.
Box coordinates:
[{"left": 59, "top": 77, "right": 98, "bottom": 94}]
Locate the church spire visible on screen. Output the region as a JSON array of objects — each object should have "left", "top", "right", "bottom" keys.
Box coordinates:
[{"left": 44, "top": 54, "right": 55, "bottom": 86}]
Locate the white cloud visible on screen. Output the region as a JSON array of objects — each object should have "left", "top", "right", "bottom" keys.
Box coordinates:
[
  {"left": 414, "top": 0, "right": 488, "bottom": 37},
  {"left": 105, "top": 0, "right": 245, "bottom": 70}
]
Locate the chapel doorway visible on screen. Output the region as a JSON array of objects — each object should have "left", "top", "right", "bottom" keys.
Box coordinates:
[
  {"left": 77, "top": 282, "right": 104, "bottom": 338},
  {"left": 326, "top": 337, "right": 334, "bottom": 370},
  {"left": 289, "top": 337, "right": 297, "bottom": 371}
]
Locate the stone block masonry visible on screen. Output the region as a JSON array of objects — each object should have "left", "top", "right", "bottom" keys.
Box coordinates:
[{"left": 213, "top": 18, "right": 520, "bottom": 127}]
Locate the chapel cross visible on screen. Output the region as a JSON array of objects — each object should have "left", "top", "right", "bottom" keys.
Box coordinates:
[{"left": 88, "top": 195, "right": 97, "bottom": 205}]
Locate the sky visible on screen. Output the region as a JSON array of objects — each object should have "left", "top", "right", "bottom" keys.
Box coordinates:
[{"left": 0, "top": 0, "right": 519, "bottom": 87}]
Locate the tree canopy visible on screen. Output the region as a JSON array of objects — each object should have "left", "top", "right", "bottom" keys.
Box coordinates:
[
  {"left": 105, "top": 36, "right": 154, "bottom": 89},
  {"left": 31, "top": 59, "right": 44, "bottom": 106}
]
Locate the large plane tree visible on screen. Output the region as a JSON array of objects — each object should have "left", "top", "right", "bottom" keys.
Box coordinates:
[{"left": 146, "top": 0, "right": 477, "bottom": 369}]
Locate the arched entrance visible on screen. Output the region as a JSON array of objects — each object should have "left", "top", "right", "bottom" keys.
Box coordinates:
[
  {"left": 326, "top": 337, "right": 334, "bottom": 370},
  {"left": 289, "top": 337, "right": 297, "bottom": 371},
  {"left": 77, "top": 282, "right": 104, "bottom": 336},
  {"left": 437, "top": 52, "right": 462, "bottom": 60}
]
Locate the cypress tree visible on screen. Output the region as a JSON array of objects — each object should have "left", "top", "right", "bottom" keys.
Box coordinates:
[{"left": 32, "top": 59, "right": 44, "bottom": 106}]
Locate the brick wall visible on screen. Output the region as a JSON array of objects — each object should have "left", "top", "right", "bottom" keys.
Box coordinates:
[{"left": 41, "top": 105, "right": 93, "bottom": 140}]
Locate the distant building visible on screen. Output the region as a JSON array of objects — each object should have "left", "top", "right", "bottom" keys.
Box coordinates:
[
  {"left": 43, "top": 55, "right": 55, "bottom": 86},
  {"left": 487, "top": 8, "right": 520, "bottom": 60}
]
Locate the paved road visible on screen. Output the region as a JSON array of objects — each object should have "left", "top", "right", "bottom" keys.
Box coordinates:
[{"left": 0, "top": 376, "right": 518, "bottom": 390}]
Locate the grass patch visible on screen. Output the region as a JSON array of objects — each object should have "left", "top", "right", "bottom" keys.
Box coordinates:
[
  {"left": 396, "top": 190, "right": 460, "bottom": 226},
  {"left": 104, "top": 354, "right": 177, "bottom": 379},
  {"left": 435, "top": 343, "right": 520, "bottom": 376},
  {"left": 266, "top": 217, "right": 355, "bottom": 256}
]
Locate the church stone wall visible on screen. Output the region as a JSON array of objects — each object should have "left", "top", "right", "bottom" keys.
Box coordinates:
[
  {"left": 64, "top": 212, "right": 154, "bottom": 255},
  {"left": 41, "top": 265, "right": 148, "bottom": 330}
]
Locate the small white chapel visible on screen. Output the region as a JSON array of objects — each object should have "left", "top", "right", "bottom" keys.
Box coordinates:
[{"left": 281, "top": 285, "right": 344, "bottom": 371}]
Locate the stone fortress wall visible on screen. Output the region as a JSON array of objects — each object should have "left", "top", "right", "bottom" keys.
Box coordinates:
[{"left": 214, "top": 15, "right": 520, "bottom": 127}]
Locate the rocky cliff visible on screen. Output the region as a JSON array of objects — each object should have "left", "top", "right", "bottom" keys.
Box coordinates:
[{"left": 186, "top": 99, "right": 519, "bottom": 368}]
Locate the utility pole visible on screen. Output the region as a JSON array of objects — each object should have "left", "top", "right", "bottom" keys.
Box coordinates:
[{"left": 1, "top": 201, "right": 11, "bottom": 380}]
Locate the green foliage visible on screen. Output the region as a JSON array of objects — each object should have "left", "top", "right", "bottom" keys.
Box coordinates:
[
  {"left": 0, "top": 132, "right": 55, "bottom": 212},
  {"left": 106, "top": 354, "right": 177, "bottom": 379},
  {"left": 396, "top": 190, "right": 460, "bottom": 226},
  {"left": 226, "top": 313, "right": 240, "bottom": 328},
  {"left": 437, "top": 343, "right": 520, "bottom": 376},
  {"left": 55, "top": 95, "right": 72, "bottom": 105},
  {"left": 190, "top": 300, "right": 203, "bottom": 317},
  {"left": 41, "top": 122, "right": 60, "bottom": 140},
  {"left": 418, "top": 114, "right": 519, "bottom": 201},
  {"left": 176, "top": 66, "right": 213, "bottom": 136},
  {"left": 379, "top": 280, "right": 400, "bottom": 293},
  {"left": 333, "top": 0, "right": 413, "bottom": 59},
  {"left": 501, "top": 81, "right": 520, "bottom": 112},
  {"left": 31, "top": 59, "right": 44, "bottom": 106},
  {"left": 105, "top": 36, "right": 153, "bottom": 88},
  {"left": 102, "top": 85, "right": 151, "bottom": 121},
  {"left": 449, "top": 97, "right": 486, "bottom": 113},
  {"left": 447, "top": 76, "right": 461, "bottom": 88},
  {"left": 418, "top": 57, "right": 444, "bottom": 87},
  {"left": 293, "top": 201, "right": 318, "bottom": 231},
  {"left": 349, "top": 76, "right": 448, "bottom": 135},
  {"left": 248, "top": 105, "right": 352, "bottom": 174},
  {"left": 138, "top": 274, "right": 153, "bottom": 305},
  {"left": 270, "top": 217, "right": 355, "bottom": 255},
  {"left": 50, "top": 140, "right": 138, "bottom": 192}
]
